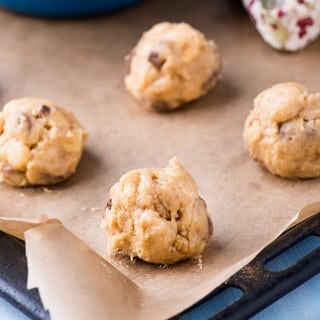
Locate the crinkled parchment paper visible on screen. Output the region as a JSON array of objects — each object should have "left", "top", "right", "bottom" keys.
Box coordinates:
[{"left": 0, "top": 1, "right": 320, "bottom": 319}]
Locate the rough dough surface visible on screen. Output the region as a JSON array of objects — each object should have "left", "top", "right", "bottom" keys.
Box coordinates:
[
  {"left": 244, "top": 82, "right": 320, "bottom": 178},
  {"left": 124, "top": 22, "right": 222, "bottom": 112},
  {"left": 0, "top": 97, "right": 88, "bottom": 186},
  {"left": 101, "top": 157, "right": 212, "bottom": 264}
]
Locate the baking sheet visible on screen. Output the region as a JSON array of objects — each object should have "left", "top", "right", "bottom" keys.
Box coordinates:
[{"left": 0, "top": 0, "right": 319, "bottom": 319}]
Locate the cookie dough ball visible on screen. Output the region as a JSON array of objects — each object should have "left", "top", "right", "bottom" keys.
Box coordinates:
[
  {"left": 0, "top": 97, "right": 88, "bottom": 186},
  {"left": 101, "top": 157, "right": 212, "bottom": 264},
  {"left": 124, "top": 22, "right": 222, "bottom": 112},
  {"left": 244, "top": 82, "right": 320, "bottom": 178}
]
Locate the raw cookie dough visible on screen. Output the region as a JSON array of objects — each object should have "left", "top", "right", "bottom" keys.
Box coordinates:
[
  {"left": 124, "top": 22, "right": 222, "bottom": 112},
  {"left": 101, "top": 157, "right": 212, "bottom": 264},
  {"left": 244, "top": 82, "right": 320, "bottom": 178},
  {"left": 0, "top": 97, "right": 88, "bottom": 186}
]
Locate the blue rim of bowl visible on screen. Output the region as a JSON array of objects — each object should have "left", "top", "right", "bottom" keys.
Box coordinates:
[{"left": 0, "top": 0, "right": 144, "bottom": 17}]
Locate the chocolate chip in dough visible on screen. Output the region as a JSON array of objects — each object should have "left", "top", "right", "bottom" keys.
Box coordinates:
[
  {"left": 20, "top": 114, "right": 32, "bottom": 131},
  {"left": 148, "top": 51, "right": 166, "bottom": 70},
  {"left": 106, "top": 198, "right": 113, "bottom": 210},
  {"left": 202, "top": 71, "right": 218, "bottom": 91},
  {"left": 125, "top": 49, "right": 136, "bottom": 75},
  {"left": 176, "top": 209, "right": 182, "bottom": 220},
  {"left": 207, "top": 216, "right": 213, "bottom": 236},
  {"left": 39, "top": 105, "right": 51, "bottom": 117}
]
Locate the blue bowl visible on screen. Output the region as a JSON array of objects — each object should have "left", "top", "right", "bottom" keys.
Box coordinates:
[{"left": 0, "top": 0, "right": 144, "bottom": 17}]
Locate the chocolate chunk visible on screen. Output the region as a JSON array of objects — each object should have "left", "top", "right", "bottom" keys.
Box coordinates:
[
  {"left": 20, "top": 114, "right": 32, "bottom": 131},
  {"left": 202, "top": 71, "right": 218, "bottom": 91},
  {"left": 207, "top": 216, "right": 213, "bottom": 236},
  {"left": 124, "top": 49, "right": 136, "bottom": 75},
  {"left": 151, "top": 100, "right": 171, "bottom": 112},
  {"left": 16, "top": 113, "right": 32, "bottom": 131},
  {"left": 106, "top": 198, "right": 112, "bottom": 210},
  {"left": 278, "top": 122, "right": 285, "bottom": 137},
  {"left": 39, "top": 105, "right": 51, "bottom": 117},
  {"left": 148, "top": 51, "right": 166, "bottom": 70},
  {"left": 176, "top": 209, "right": 182, "bottom": 220}
]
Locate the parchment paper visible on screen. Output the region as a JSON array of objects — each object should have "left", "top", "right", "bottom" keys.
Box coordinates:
[{"left": 0, "top": 0, "right": 319, "bottom": 319}]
